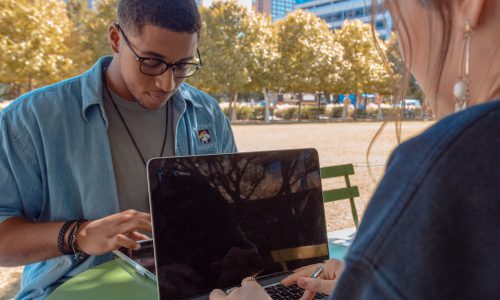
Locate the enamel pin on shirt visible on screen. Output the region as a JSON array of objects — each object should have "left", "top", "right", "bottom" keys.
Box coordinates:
[{"left": 198, "top": 129, "right": 211, "bottom": 144}]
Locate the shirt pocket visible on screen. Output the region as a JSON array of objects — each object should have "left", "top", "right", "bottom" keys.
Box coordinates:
[{"left": 193, "top": 124, "right": 218, "bottom": 154}]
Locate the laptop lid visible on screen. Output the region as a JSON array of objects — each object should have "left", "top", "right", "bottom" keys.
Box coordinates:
[{"left": 147, "top": 148, "right": 328, "bottom": 300}]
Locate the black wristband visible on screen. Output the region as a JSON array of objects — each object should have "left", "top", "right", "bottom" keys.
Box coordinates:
[
  {"left": 68, "top": 223, "right": 78, "bottom": 254},
  {"left": 69, "top": 220, "right": 83, "bottom": 253},
  {"left": 57, "top": 220, "right": 76, "bottom": 255},
  {"left": 69, "top": 219, "right": 89, "bottom": 262}
]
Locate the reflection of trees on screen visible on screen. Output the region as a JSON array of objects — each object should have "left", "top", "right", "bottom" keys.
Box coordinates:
[
  {"left": 275, "top": 152, "right": 318, "bottom": 196},
  {"left": 169, "top": 154, "right": 268, "bottom": 203},
  {"left": 156, "top": 150, "right": 320, "bottom": 204}
]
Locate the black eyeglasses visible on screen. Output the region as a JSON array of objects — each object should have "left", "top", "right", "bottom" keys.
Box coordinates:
[{"left": 115, "top": 23, "right": 202, "bottom": 78}]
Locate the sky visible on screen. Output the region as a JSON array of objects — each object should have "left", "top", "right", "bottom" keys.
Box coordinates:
[{"left": 203, "top": 0, "right": 252, "bottom": 9}]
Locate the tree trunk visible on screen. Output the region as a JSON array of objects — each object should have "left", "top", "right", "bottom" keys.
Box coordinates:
[
  {"left": 342, "top": 95, "right": 349, "bottom": 120},
  {"left": 377, "top": 102, "right": 383, "bottom": 120},
  {"left": 231, "top": 92, "right": 239, "bottom": 121},
  {"left": 297, "top": 93, "right": 303, "bottom": 122},
  {"left": 263, "top": 88, "right": 271, "bottom": 124},
  {"left": 228, "top": 92, "right": 234, "bottom": 121},
  {"left": 228, "top": 91, "right": 239, "bottom": 122},
  {"left": 12, "top": 83, "right": 20, "bottom": 99},
  {"left": 353, "top": 90, "right": 357, "bottom": 121}
]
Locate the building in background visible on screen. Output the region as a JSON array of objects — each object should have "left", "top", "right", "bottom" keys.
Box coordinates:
[
  {"left": 252, "top": 0, "right": 295, "bottom": 21},
  {"left": 295, "top": 0, "right": 392, "bottom": 39}
]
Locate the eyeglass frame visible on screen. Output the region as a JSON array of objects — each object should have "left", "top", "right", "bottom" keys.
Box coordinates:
[{"left": 114, "top": 23, "right": 203, "bottom": 78}]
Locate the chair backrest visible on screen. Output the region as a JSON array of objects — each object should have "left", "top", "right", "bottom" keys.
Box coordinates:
[
  {"left": 320, "top": 164, "right": 360, "bottom": 228},
  {"left": 270, "top": 243, "right": 329, "bottom": 272}
]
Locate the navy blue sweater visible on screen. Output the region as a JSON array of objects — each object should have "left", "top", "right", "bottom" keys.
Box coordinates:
[{"left": 333, "top": 100, "right": 500, "bottom": 299}]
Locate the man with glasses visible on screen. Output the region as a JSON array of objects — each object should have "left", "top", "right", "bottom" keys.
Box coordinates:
[{"left": 0, "top": 0, "right": 236, "bottom": 298}]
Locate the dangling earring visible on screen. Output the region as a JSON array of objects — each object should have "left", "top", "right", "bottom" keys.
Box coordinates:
[{"left": 453, "top": 21, "right": 473, "bottom": 112}]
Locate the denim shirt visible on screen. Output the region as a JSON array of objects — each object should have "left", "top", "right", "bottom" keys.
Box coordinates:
[
  {"left": 0, "top": 57, "right": 237, "bottom": 299},
  {"left": 332, "top": 100, "right": 500, "bottom": 299}
]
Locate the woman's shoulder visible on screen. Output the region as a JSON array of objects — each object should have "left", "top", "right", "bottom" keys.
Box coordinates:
[
  {"left": 391, "top": 99, "right": 500, "bottom": 170},
  {"left": 342, "top": 100, "right": 500, "bottom": 298},
  {"left": 351, "top": 99, "right": 500, "bottom": 253},
  {"left": 388, "top": 99, "right": 500, "bottom": 201}
]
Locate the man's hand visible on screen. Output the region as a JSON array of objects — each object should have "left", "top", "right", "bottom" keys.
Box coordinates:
[
  {"left": 77, "top": 210, "right": 151, "bottom": 255},
  {"left": 281, "top": 259, "right": 345, "bottom": 300},
  {"left": 0, "top": 210, "right": 151, "bottom": 266}
]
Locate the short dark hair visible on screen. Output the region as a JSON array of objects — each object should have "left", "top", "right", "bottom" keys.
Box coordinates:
[{"left": 117, "top": 0, "right": 201, "bottom": 35}]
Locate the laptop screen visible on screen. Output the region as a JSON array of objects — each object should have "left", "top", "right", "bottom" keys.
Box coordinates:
[{"left": 147, "top": 148, "right": 328, "bottom": 299}]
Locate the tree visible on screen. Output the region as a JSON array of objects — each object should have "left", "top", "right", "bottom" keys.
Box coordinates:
[
  {"left": 314, "top": 28, "right": 343, "bottom": 98},
  {"left": 275, "top": 10, "right": 339, "bottom": 120},
  {"left": 0, "top": 84, "right": 11, "bottom": 99},
  {"left": 189, "top": 1, "right": 255, "bottom": 121},
  {"left": 385, "top": 33, "right": 423, "bottom": 101},
  {"left": 243, "top": 12, "right": 278, "bottom": 123},
  {"left": 333, "top": 19, "right": 390, "bottom": 108},
  {"left": 66, "top": 0, "right": 117, "bottom": 74},
  {"left": 0, "top": 0, "right": 75, "bottom": 97}
]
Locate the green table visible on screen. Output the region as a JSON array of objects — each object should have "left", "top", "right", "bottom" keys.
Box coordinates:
[
  {"left": 48, "top": 241, "right": 349, "bottom": 300},
  {"left": 47, "top": 259, "right": 158, "bottom": 300}
]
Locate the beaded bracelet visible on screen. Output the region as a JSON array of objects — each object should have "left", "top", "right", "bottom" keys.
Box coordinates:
[
  {"left": 57, "top": 220, "right": 76, "bottom": 255},
  {"left": 68, "top": 220, "right": 89, "bottom": 262}
]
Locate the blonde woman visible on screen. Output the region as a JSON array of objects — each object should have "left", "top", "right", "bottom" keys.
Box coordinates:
[{"left": 210, "top": 0, "right": 500, "bottom": 299}]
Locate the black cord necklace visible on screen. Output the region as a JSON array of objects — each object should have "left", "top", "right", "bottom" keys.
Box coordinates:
[{"left": 102, "top": 69, "right": 168, "bottom": 166}]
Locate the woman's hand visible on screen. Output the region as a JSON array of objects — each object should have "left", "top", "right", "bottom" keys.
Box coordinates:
[
  {"left": 209, "top": 277, "right": 272, "bottom": 300},
  {"left": 76, "top": 209, "right": 151, "bottom": 255},
  {"left": 281, "top": 259, "right": 345, "bottom": 300}
]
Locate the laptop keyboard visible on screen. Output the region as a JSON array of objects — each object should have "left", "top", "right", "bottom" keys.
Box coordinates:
[{"left": 264, "top": 283, "right": 329, "bottom": 300}]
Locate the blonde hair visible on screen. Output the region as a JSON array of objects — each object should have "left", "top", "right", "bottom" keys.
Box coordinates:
[{"left": 366, "top": 0, "right": 452, "bottom": 180}]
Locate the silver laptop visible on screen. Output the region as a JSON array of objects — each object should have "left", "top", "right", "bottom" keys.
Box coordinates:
[{"left": 119, "top": 148, "right": 329, "bottom": 300}]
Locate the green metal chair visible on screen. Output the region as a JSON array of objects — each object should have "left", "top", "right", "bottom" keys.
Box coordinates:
[{"left": 320, "top": 164, "right": 360, "bottom": 228}]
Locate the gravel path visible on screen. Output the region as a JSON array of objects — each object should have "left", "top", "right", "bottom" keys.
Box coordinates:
[
  {"left": 0, "top": 121, "right": 432, "bottom": 299},
  {"left": 232, "top": 121, "right": 432, "bottom": 231}
]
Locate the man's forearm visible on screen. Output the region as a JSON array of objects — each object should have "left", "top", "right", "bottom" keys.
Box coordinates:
[
  {"left": 0, "top": 210, "right": 153, "bottom": 267},
  {"left": 0, "top": 217, "right": 68, "bottom": 267}
]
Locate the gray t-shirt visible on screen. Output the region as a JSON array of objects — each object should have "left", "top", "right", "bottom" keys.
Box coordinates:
[{"left": 103, "top": 88, "right": 176, "bottom": 213}]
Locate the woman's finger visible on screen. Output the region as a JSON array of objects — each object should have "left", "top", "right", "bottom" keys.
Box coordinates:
[
  {"left": 281, "top": 265, "right": 318, "bottom": 286},
  {"left": 297, "top": 277, "right": 335, "bottom": 295},
  {"left": 281, "top": 271, "right": 307, "bottom": 286},
  {"left": 293, "top": 264, "right": 318, "bottom": 273},
  {"left": 209, "top": 289, "right": 228, "bottom": 300},
  {"left": 241, "top": 276, "right": 259, "bottom": 286},
  {"left": 299, "top": 289, "right": 317, "bottom": 300},
  {"left": 324, "top": 259, "right": 344, "bottom": 279}
]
